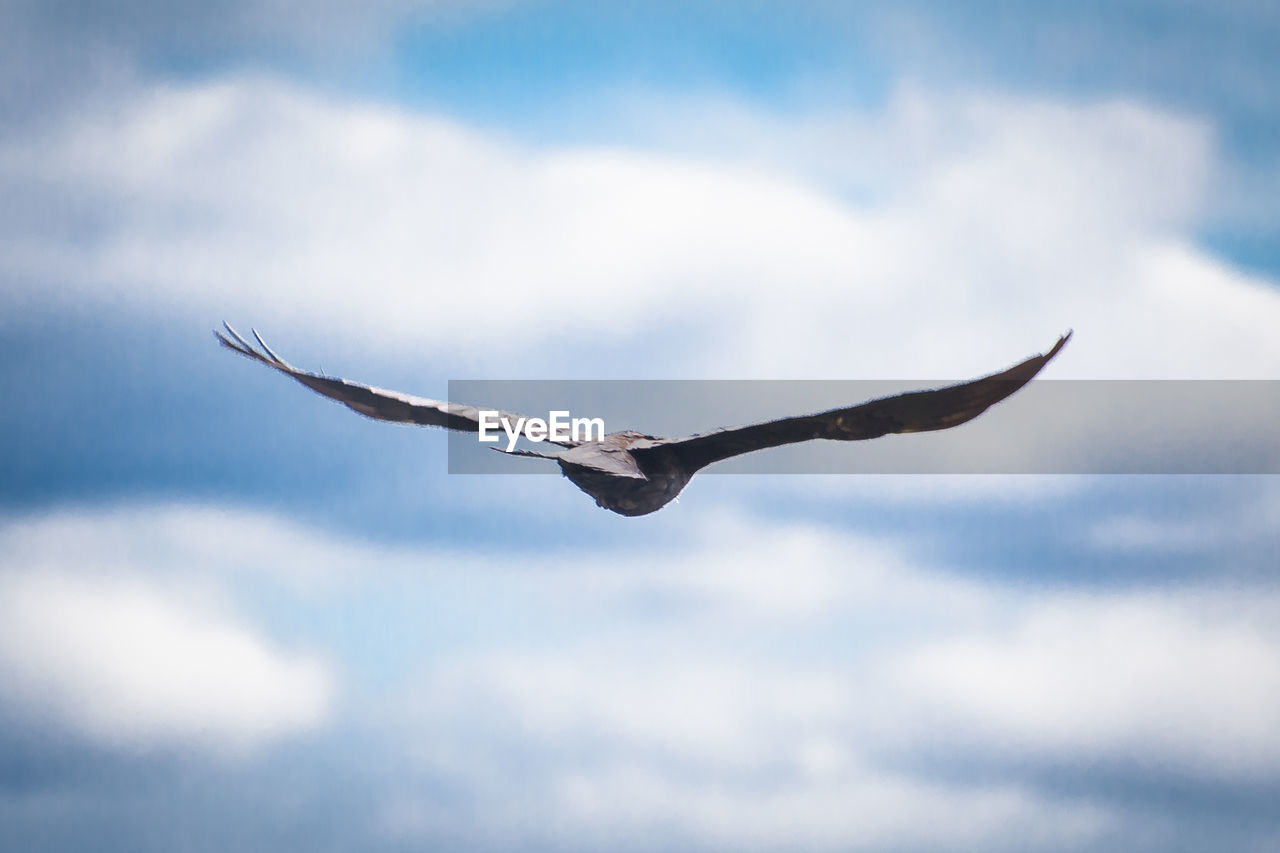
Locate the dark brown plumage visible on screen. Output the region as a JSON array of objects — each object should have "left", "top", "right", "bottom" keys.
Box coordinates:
[{"left": 216, "top": 323, "right": 1070, "bottom": 516}]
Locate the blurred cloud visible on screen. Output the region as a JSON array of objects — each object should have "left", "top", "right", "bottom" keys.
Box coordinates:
[
  {"left": 0, "top": 0, "right": 491, "bottom": 114},
  {"left": 1, "top": 503, "right": 410, "bottom": 593},
  {"left": 1088, "top": 481, "right": 1280, "bottom": 555},
  {"left": 896, "top": 589, "right": 1280, "bottom": 779},
  {"left": 383, "top": 653, "right": 1115, "bottom": 851},
  {"left": 240, "top": 508, "right": 1280, "bottom": 840},
  {"left": 612, "top": 84, "right": 1213, "bottom": 230},
  {"left": 2, "top": 497, "right": 1278, "bottom": 848},
  {"left": 3, "top": 76, "right": 1278, "bottom": 381},
  {"left": 0, "top": 510, "right": 336, "bottom": 753}
]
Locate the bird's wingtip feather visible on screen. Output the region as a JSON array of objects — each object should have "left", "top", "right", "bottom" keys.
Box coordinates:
[
  {"left": 251, "top": 327, "right": 288, "bottom": 367},
  {"left": 215, "top": 322, "right": 295, "bottom": 372},
  {"left": 214, "top": 325, "right": 250, "bottom": 356},
  {"left": 1045, "top": 329, "right": 1073, "bottom": 360}
]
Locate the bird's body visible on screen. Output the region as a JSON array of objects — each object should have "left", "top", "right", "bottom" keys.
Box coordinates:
[
  {"left": 555, "top": 432, "right": 693, "bottom": 516},
  {"left": 216, "top": 324, "right": 1070, "bottom": 516}
]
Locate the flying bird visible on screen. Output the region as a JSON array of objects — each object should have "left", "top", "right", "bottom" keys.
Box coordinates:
[{"left": 216, "top": 324, "right": 1070, "bottom": 516}]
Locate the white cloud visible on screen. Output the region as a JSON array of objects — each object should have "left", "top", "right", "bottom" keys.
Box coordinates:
[
  {"left": 359, "top": 503, "right": 1280, "bottom": 847},
  {"left": 387, "top": 651, "right": 1113, "bottom": 851},
  {"left": 3, "top": 77, "right": 1279, "bottom": 379},
  {"left": 1, "top": 0, "right": 495, "bottom": 62},
  {"left": 388, "top": 539, "right": 1280, "bottom": 789},
  {"left": 624, "top": 85, "right": 1212, "bottom": 238},
  {"left": 0, "top": 510, "right": 337, "bottom": 753},
  {"left": 1087, "top": 478, "right": 1280, "bottom": 553},
  {"left": 719, "top": 473, "right": 1091, "bottom": 506},
  {"left": 1089, "top": 513, "right": 1219, "bottom": 552},
  {"left": 4, "top": 500, "right": 1279, "bottom": 847},
  {"left": 0, "top": 503, "right": 409, "bottom": 593},
  {"left": 895, "top": 590, "right": 1280, "bottom": 778}
]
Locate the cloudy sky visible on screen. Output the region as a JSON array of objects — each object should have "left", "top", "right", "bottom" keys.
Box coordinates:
[{"left": 2, "top": 1, "right": 1280, "bottom": 850}]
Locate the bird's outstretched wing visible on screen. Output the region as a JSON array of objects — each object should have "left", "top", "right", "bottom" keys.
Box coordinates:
[
  {"left": 215, "top": 323, "right": 575, "bottom": 445},
  {"left": 649, "top": 332, "right": 1072, "bottom": 473}
]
